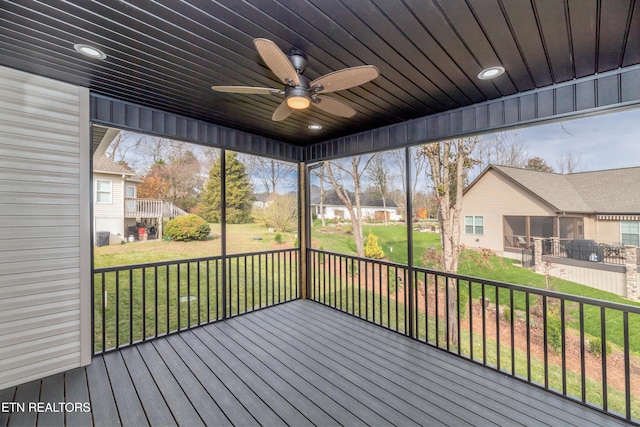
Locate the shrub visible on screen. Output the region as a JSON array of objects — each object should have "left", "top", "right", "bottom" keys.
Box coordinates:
[
  {"left": 546, "top": 315, "right": 562, "bottom": 353},
  {"left": 587, "top": 336, "right": 613, "bottom": 356},
  {"left": 364, "top": 231, "right": 385, "bottom": 259},
  {"left": 165, "top": 214, "right": 211, "bottom": 241},
  {"left": 274, "top": 232, "right": 283, "bottom": 244}
]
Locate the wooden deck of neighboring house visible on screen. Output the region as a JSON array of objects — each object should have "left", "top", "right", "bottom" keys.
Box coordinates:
[{"left": 0, "top": 300, "right": 629, "bottom": 426}]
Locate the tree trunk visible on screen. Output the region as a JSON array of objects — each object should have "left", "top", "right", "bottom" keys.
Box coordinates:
[
  {"left": 382, "top": 196, "right": 388, "bottom": 225},
  {"left": 324, "top": 159, "right": 366, "bottom": 257}
]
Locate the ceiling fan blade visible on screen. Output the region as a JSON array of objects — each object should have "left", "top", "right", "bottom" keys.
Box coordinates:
[
  {"left": 314, "top": 95, "right": 356, "bottom": 118},
  {"left": 254, "top": 38, "right": 300, "bottom": 86},
  {"left": 211, "top": 85, "right": 282, "bottom": 95},
  {"left": 311, "top": 65, "right": 379, "bottom": 93},
  {"left": 272, "top": 100, "right": 294, "bottom": 121}
]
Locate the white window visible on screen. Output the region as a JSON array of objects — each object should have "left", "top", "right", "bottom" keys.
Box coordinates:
[
  {"left": 621, "top": 221, "right": 639, "bottom": 246},
  {"left": 126, "top": 185, "right": 137, "bottom": 198},
  {"left": 465, "top": 215, "right": 484, "bottom": 235},
  {"left": 96, "top": 179, "right": 112, "bottom": 204}
]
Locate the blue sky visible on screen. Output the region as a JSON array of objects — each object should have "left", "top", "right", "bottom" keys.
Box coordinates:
[{"left": 515, "top": 107, "right": 640, "bottom": 172}]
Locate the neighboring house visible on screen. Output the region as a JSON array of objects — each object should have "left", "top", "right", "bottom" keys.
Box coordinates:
[
  {"left": 310, "top": 189, "right": 402, "bottom": 221},
  {"left": 93, "top": 155, "right": 187, "bottom": 245},
  {"left": 460, "top": 164, "right": 640, "bottom": 255},
  {"left": 93, "top": 155, "right": 143, "bottom": 244},
  {"left": 252, "top": 193, "right": 271, "bottom": 208}
]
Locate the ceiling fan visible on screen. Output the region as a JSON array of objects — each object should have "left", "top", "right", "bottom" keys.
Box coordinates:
[{"left": 211, "top": 38, "right": 379, "bottom": 122}]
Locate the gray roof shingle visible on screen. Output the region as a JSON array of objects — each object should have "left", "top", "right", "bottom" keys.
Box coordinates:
[{"left": 485, "top": 165, "right": 640, "bottom": 214}]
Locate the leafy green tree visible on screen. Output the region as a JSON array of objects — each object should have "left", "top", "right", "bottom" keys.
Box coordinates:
[
  {"left": 199, "top": 151, "right": 254, "bottom": 223},
  {"left": 525, "top": 156, "right": 554, "bottom": 173}
]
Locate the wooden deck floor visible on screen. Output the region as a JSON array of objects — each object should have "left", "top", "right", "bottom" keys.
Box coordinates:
[{"left": 0, "top": 299, "right": 630, "bottom": 426}]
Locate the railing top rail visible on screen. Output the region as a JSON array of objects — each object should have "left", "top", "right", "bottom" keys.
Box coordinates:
[
  {"left": 94, "top": 247, "right": 300, "bottom": 273},
  {"left": 308, "top": 248, "right": 640, "bottom": 315}
]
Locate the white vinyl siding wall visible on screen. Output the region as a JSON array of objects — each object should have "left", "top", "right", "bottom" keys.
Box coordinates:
[{"left": 0, "top": 66, "right": 90, "bottom": 389}]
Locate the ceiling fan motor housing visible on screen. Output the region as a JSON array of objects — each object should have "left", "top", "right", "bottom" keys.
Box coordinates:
[{"left": 288, "top": 49, "right": 307, "bottom": 73}]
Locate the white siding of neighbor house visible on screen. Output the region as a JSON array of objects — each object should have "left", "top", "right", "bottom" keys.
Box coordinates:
[
  {"left": 93, "top": 171, "right": 125, "bottom": 239},
  {"left": 320, "top": 205, "right": 401, "bottom": 221},
  {"left": 0, "top": 66, "right": 90, "bottom": 389},
  {"left": 461, "top": 169, "right": 557, "bottom": 254}
]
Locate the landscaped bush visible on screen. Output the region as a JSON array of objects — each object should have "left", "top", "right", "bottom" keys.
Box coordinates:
[
  {"left": 165, "top": 214, "right": 211, "bottom": 241},
  {"left": 365, "top": 231, "right": 385, "bottom": 259},
  {"left": 274, "top": 232, "right": 283, "bottom": 244}
]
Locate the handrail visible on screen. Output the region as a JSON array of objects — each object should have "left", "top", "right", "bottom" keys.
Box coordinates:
[
  {"left": 92, "top": 248, "right": 300, "bottom": 355},
  {"left": 308, "top": 247, "right": 640, "bottom": 424}
]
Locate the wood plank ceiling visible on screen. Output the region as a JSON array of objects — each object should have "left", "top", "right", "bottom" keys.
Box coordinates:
[{"left": 1, "top": 0, "right": 639, "bottom": 146}]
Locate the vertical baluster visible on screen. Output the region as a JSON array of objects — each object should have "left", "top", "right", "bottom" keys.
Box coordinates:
[
  {"left": 468, "top": 280, "right": 473, "bottom": 360},
  {"left": 624, "top": 311, "right": 631, "bottom": 421},
  {"left": 580, "top": 303, "right": 586, "bottom": 401},
  {"left": 526, "top": 292, "right": 531, "bottom": 382},
  {"left": 481, "top": 283, "right": 486, "bottom": 364},
  {"left": 495, "top": 286, "right": 499, "bottom": 369},
  {"left": 129, "top": 269, "right": 133, "bottom": 345},
  {"left": 115, "top": 271, "right": 120, "bottom": 348},
  {"left": 561, "top": 299, "right": 566, "bottom": 395},
  {"left": 176, "top": 263, "right": 181, "bottom": 331},
  {"left": 510, "top": 289, "right": 515, "bottom": 375},
  {"left": 601, "top": 307, "right": 608, "bottom": 411},
  {"left": 101, "top": 271, "right": 106, "bottom": 354},
  {"left": 142, "top": 267, "right": 146, "bottom": 341}
]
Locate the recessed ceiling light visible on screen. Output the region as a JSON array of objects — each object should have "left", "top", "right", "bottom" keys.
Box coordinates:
[
  {"left": 74, "top": 43, "right": 106, "bottom": 60},
  {"left": 308, "top": 124, "right": 323, "bottom": 130},
  {"left": 478, "top": 66, "right": 505, "bottom": 80}
]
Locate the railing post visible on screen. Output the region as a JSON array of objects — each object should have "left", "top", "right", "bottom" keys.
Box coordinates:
[
  {"left": 405, "top": 146, "right": 415, "bottom": 338},
  {"left": 220, "top": 150, "right": 227, "bottom": 319},
  {"left": 299, "top": 162, "right": 308, "bottom": 299}
]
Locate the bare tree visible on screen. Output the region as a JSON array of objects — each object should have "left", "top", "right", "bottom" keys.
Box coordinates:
[
  {"left": 556, "top": 152, "right": 583, "bottom": 174},
  {"left": 420, "top": 136, "right": 478, "bottom": 346},
  {"left": 246, "top": 156, "right": 296, "bottom": 194},
  {"left": 313, "top": 163, "right": 328, "bottom": 226},
  {"left": 260, "top": 193, "right": 298, "bottom": 232},
  {"left": 389, "top": 148, "right": 428, "bottom": 220},
  {"left": 367, "top": 154, "right": 390, "bottom": 225},
  {"left": 473, "top": 130, "right": 528, "bottom": 178},
  {"left": 324, "top": 155, "right": 374, "bottom": 257}
]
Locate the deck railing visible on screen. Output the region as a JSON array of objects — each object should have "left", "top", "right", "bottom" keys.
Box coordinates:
[
  {"left": 308, "top": 248, "right": 640, "bottom": 424},
  {"left": 92, "top": 248, "right": 299, "bottom": 354},
  {"left": 124, "top": 198, "right": 187, "bottom": 218}
]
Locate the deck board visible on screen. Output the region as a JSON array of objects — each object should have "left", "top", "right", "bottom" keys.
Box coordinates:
[
  {"left": 0, "top": 299, "right": 632, "bottom": 426},
  {"left": 36, "top": 374, "right": 64, "bottom": 427},
  {"left": 84, "top": 357, "right": 120, "bottom": 427},
  {"left": 0, "top": 387, "right": 15, "bottom": 427}
]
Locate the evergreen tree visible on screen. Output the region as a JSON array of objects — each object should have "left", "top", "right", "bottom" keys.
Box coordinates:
[{"left": 198, "top": 152, "right": 254, "bottom": 223}]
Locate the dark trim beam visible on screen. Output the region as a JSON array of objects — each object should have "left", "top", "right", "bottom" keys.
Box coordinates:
[
  {"left": 90, "top": 94, "right": 302, "bottom": 163},
  {"left": 305, "top": 66, "right": 640, "bottom": 161}
]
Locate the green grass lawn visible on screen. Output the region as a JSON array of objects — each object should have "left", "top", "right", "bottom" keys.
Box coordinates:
[{"left": 95, "top": 223, "right": 297, "bottom": 268}]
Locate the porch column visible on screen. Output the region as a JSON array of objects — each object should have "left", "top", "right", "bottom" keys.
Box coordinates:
[
  {"left": 533, "top": 238, "right": 544, "bottom": 273},
  {"left": 625, "top": 246, "right": 638, "bottom": 300}
]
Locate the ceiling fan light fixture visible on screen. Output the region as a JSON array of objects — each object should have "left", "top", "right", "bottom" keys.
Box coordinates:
[
  {"left": 478, "top": 66, "right": 505, "bottom": 80},
  {"left": 287, "top": 95, "right": 310, "bottom": 110},
  {"left": 73, "top": 43, "right": 106, "bottom": 59}
]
